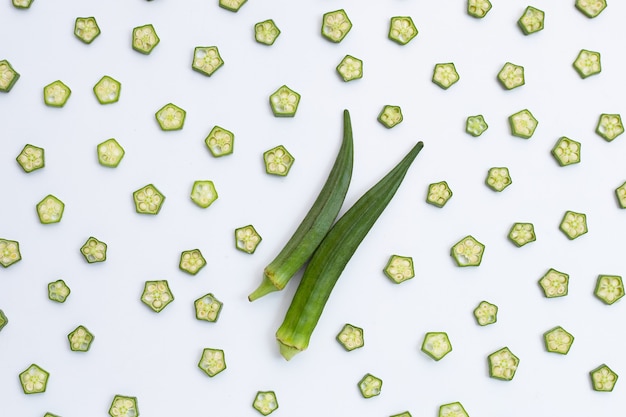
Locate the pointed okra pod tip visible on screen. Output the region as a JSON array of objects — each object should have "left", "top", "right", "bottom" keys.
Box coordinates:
[{"left": 248, "top": 270, "right": 280, "bottom": 301}]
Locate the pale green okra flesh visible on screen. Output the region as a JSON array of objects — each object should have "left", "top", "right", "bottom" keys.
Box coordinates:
[
  {"left": 48, "top": 279, "right": 71, "bottom": 303},
  {"left": 388, "top": 16, "right": 418, "bottom": 45},
  {"left": 16, "top": 144, "right": 45, "bottom": 172},
  {"left": 74, "top": 17, "right": 101, "bottom": 44},
  {"left": 19, "top": 364, "right": 49, "bottom": 394},
  {"left": 378, "top": 105, "right": 403, "bottom": 128},
  {"left": 358, "top": 373, "right": 382, "bottom": 398},
  {"left": 141, "top": 280, "right": 174, "bottom": 312},
  {"left": 488, "top": 347, "right": 519, "bottom": 381},
  {"left": 253, "top": 391, "right": 278, "bottom": 415},
  {"left": 109, "top": 396, "right": 139, "bottom": 417},
  {"left": 336, "top": 55, "right": 363, "bottom": 82},
  {"left": 321, "top": 9, "right": 352, "bottom": 43},
  {"left": 132, "top": 24, "right": 159, "bottom": 54},
  {"left": 0, "top": 60, "right": 20, "bottom": 92},
  {"left": 590, "top": 364, "right": 618, "bottom": 392}
]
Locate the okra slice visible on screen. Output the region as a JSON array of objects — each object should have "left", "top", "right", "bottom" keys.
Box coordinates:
[
  {"left": 439, "top": 402, "right": 469, "bottom": 417},
  {"left": 518, "top": 6, "right": 545, "bottom": 35},
  {"left": 358, "top": 374, "right": 382, "bottom": 398},
  {"left": 43, "top": 80, "right": 71, "bottom": 107},
  {"left": 132, "top": 24, "right": 159, "bottom": 54},
  {"left": 432, "top": 63, "right": 460, "bottom": 89},
  {"left": 544, "top": 326, "right": 574, "bottom": 354},
  {"left": 205, "top": 126, "right": 234, "bottom": 157},
  {"left": 190, "top": 180, "right": 218, "bottom": 208},
  {"left": 108, "top": 396, "right": 139, "bottom": 417},
  {"left": 12, "top": 0, "right": 34, "bottom": 9},
  {"left": 179, "top": 249, "right": 206, "bottom": 275},
  {"left": 81, "top": 237, "right": 107, "bottom": 263},
  {"left": 0, "top": 239, "right": 21, "bottom": 267},
  {"left": 48, "top": 279, "right": 70, "bottom": 303},
  {"left": 194, "top": 293, "right": 223, "bottom": 322},
  {"left": 539, "top": 268, "right": 569, "bottom": 298},
  {"left": 473, "top": 300, "right": 498, "bottom": 326},
  {"left": 596, "top": 113, "right": 624, "bottom": 142},
  {"left": 378, "top": 105, "right": 403, "bottom": 128},
  {"left": 594, "top": 274, "right": 624, "bottom": 305},
  {"left": 36, "top": 194, "right": 65, "bottom": 224},
  {"left": 488, "top": 347, "right": 519, "bottom": 381},
  {"left": 336, "top": 55, "right": 363, "bottom": 82},
  {"left": 253, "top": 391, "right": 278, "bottom": 415},
  {"left": 235, "top": 225, "right": 262, "bottom": 254},
  {"left": 16, "top": 144, "right": 44, "bottom": 173},
  {"left": 74, "top": 17, "right": 100, "bottom": 44},
  {"left": 576, "top": 0, "right": 607, "bottom": 18},
  {"left": 0, "top": 60, "right": 20, "bottom": 92},
  {"left": 391, "top": 413, "right": 412, "bottom": 417},
  {"left": 155, "top": 103, "right": 186, "bottom": 131},
  {"left": 486, "top": 167, "right": 512, "bottom": 192},
  {"left": 426, "top": 181, "right": 453, "bottom": 207},
  {"left": 451, "top": 235, "right": 485, "bottom": 267},
  {"left": 67, "top": 325, "right": 94, "bottom": 352},
  {"left": 509, "top": 109, "right": 538, "bottom": 139},
  {"left": 44, "top": 413, "right": 60, "bottom": 417},
  {"left": 192, "top": 46, "right": 223, "bottom": 77},
  {"left": 19, "top": 364, "right": 49, "bottom": 394},
  {"left": 615, "top": 182, "right": 626, "bottom": 208},
  {"left": 255, "top": 20, "right": 280, "bottom": 45},
  {"left": 321, "top": 9, "right": 352, "bottom": 43},
  {"left": 336, "top": 323, "right": 364, "bottom": 351},
  {"left": 269, "top": 85, "right": 300, "bottom": 117},
  {"left": 141, "top": 280, "right": 174, "bottom": 312},
  {"left": 264, "top": 145, "right": 294, "bottom": 176},
  {"left": 133, "top": 184, "right": 165, "bottom": 214},
  {"left": 465, "top": 115, "right": 488, "bottom": 137},
  {"left": 0, "top": 309, "right": 8, "bottom": 331},
  {"left": 497, "top": 62, "right": 524, "bottom": 90},
  {"left": 590, "top": 364, "right": 618, "bottom": 392},
  {"left": 97, "top": 138, "right": 125, "bottom": 168},
  {"left": 383, "top": 255, "right": 415, "bottom": 283},
  {"left": 552, "top": 137, "right": 581, "bottom": 166},
  {"left": 467, "top": 0, "right": 492, "bottom": 18},
  {"left": 559, "top": 210, "right": 587, "bottom": 240},
  {"left": 508, "top": 222, "right": 536, "bottom": 247},
  {"left": 388, "top": 16, "right": 418, "bottom": 45},
  {"left": 198, "top": 348, "right": 226, "bottom": 377},
  {"left": 573, "top": 49, "right": 601, "bottom": 79},
  {"left": 421, "top": 332, "right": 452, "bottom": 361},
  {"left": 93, "top": 76, "right": 121, "bottom": 104},
  {"left": 219, "top": 0, "right": 247, "bottom": 12}
]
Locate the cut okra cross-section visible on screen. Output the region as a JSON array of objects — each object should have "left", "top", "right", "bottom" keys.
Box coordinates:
[
  {"left": 74, "top": 17, "right": 101, "bottom": 44},
  {"left": 508, "top": 222, "right": 536, "bottom": 247},
  {"left": 43, "top": 80, "right": 71, "bottom": 107},
  {"left": 235, "top": 225, "right": 262, "bottom": 254},
  {"left": 19, "top": 363, "right": 49, "bottom": 394},
  {"left": 16, "top": 144, "right": 44, "bottom": 173},
  {"left": 253, "top": 391, "right": 279, "bottom": 415},
  {"left": 426, "top": 181, "right": 453, "bottom": 207},
  {"left": 576, "top": 0, "right": 607, "bottom": 18},
  {"left": 552, "top": 137, "right": 581, "bottom": 166},
  {"left": 321, "top": 9, "right": 352, "bottom": 43},
  {"left": 539, "top": 268, "right": 569, "bottom": 298},
  {"left": 133, "top": 184, "right": 165, "bottom": 214},
  {"left": 141, "top": 280, "right": 174, "bottom": 312},
  {"left": 616, "top": 182, "right": 626, "bottom": 208},
  {"left": 93, "top": 76, "right": 121, "bottom": 105},
  {"left": 269, "top": 85, "right": 300, "bottom": 117},
  {"left": 594, "top": 274, "right": 624, "bottom": 305},
  {"left": 155, "top": 103, "right": 186, "bottom": 131},
  {"left": 488, "top": 347, "right": 519, "bottom": 381},
  {"left": 432, "top": 63, "right": 460, "bottom": 89},
  {"left": 264, "top": 145, "right": 294, "bottom": 176},
  {"left": 467, "top": 0, "right": 492, "bottom": 18},
  {"left": 198, "top": 348, "right": 226, "bottom": 377},
  {"left": 486, "top": 167, "right": 512, "bottom": 192},
  {"left": 190, "top": 180, "right": 218, "bottom": 208},
  {"left": 0, "top": 60, "right": 20, "bottom": 92},
  {"left": 497, "top": 62, "right": 525, "bottom": 90},
  {"left": 0, "top": 309, "right": 7, "bottom": 331},
  {"left": 36, "top": 194, "right": 65, "bottom": 224},
  {"left": 451, "top": 235, "right": 485, "bottom": 267},
  {"left": 378, "top": 105, "right": 403, "bottom": 128},
  {"left": 255, "top": 20, "right": 281, "bottom": 45},
  {"left": 388, "top": 16, "right": 418, "bottom": 45},
  {"left": 48, "top": 279, "right": 70, "bottom": 303},
  {"left": 336, "top": 55, "right": 363, "bottom": 82},
  {"left": 596, "top": 113, "right": 624, "bottom": 142},
  {"left": 194, "top": 293, "right": 223, "bottom": 322},
  {"left": 509, "top": 109, "right": 538, "bottom": 139},
  {"left": 544, "top": 326, "right": 574, "bottom": 354},
  {"left": 12, "top": 0, "right": 34, "bottom": 9},
  {"left": 219, "top": 0, "right": 247, "bottom": 12},
  {"left": 192, "top": 46, "right": 224, "bottom": 76},
  {"left": 108, "top": 396, "right": 139, "bottom": 417},
  {"left": 205, "top": 126, "right": 234, "bottom": 157},
  {"left": 0, "top": 238, "right": 21, "bottom": 268},
  {"left": 518, "top": 6, "right": 545, "bottom": 35},
  {"left": 97, "top": 138, "right": 125, "bottom": 167},
  {"left": 559, "top": 210, "right": 587, "bottom": 240},
  {"left": 465, "top": 115, "right": 488, "bottom": 137},
  {"left": 573, "top": 49, "right": 601, "bottom": 79},
  {"left": 80, "top": 237, "right": 107, "bottom": 263},
  {"left": 67, "top": 325, "right": 94, "bottom": 352},
  {"left": 383, "top": 255, "right": 415, "bottom": 283},
  {"left": 179, "top": 249, "right": 206, "bottom": 275},
  {"left": 132, "top": 24, "right": 159, "bottom": 54},
  {"left": 473, "top": 300, "right": 498, "bottom": 326},
  {"left": 358, "top": 373, "right": 382, "bottom": 398},
  {"left": 421, "top": 332, "right": 452, "bottom": 361},
  {"left": 336, "top": 323, "right": 364, "bottom": 351},
  {"left": 590, "top": 364, "right": 618, "bottom": 392},
  {"left": 439, "top": 402, "right": 469, "bottom": 417}
]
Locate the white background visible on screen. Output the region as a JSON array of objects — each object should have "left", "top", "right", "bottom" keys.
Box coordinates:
[{"left": 1, "top": 0, "right": 625, "bottom": 416}]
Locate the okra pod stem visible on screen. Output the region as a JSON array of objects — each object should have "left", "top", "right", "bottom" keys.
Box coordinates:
[{"left": 276, "top": 141, "right": 424, "bottom": 360}]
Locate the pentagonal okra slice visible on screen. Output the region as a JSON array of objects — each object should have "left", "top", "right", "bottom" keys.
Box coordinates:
[
  {"left": 596, "top": 114, "right": 624, "bottom": 142},
  {"left": 132, "top": 24, "right": 159, "bottom": 54},
  {"left": 264, "top": 145, "right": 294, "bottom": 176},
  {"left": 43, "top": 80, "right": 71, "bottom": 107},
  {"left": 426, "top": 181, "right": 453, "bottom": 207},
  {"left": 544, "top": 326, "right": 574, "bottom": 354},
  {"left": 451, "top": 235, "right": 485, "bottom": 267},
  {"left": 616, "top": 182, "right": 626, "bottom": 208},
  {"left": 235, "top": 225, "right": 262, "bottom": 254},
  {"left": 36, "top": 194, "right": 65, "bottom": 224},
  {"left": 155, "top": 103, "right": 186, "bottom": 131},
  {"left": 573, "top": 49, "right": 601, "bottom": 79},
  {"left": 219, "top": 0, "right": 247, "bottom": 12},
  {"left": 432, "top": 63, "right": 460, "bottom": 89},
  {"left": 198, "top": 348, "right": 226, "bottom": 377},
  {"left": 205, "top": 126, "right": 234, "bottom": 157},
  {"left": 378, "top": 105, "right": 403, "bottom": 128},
  {"left": 192, "top": 46, "right": 224, "bottom": 76},
  {"left": 439, "top": 402, "right": 469, "bottom": 417},
  {"left": 552, "top": 137, "right": 581, "bottom": 166},
  {"left": 488, "top": 347, "right": 519, "bottom": 381},
  {"left": 44, "top": 413, "right": 61, "bottom": 417},
  {"left": 48, "top": 279, "right": 70, "bottom": 303},
  {"left": 421, "top": 332, "right": 452, "bottom": 361},
  {"left": 539, "top": 268, "right": 569, "bottom": 298},
  {"left": 473, "top": 300, "right": 498, "bottom": 326},
  {"left": 388, "top": 16, "right": 418, "bottom": 45},
  {"left": 12, "top": 0, "right": 34, "bottom": 9},
  {"left": 467, "top": 0, "right": 492, "bottom": 18},
  {"left": 133, "top": 184, "right": 165, "bottom": 214},
  {"left": 391, "top": 412, "right": 412, "bottom": 417},
  {"left": 255, "top": 20, "right": 281, "bottom": 45},
  {"left": 594, "top": 274, "right": 624, "bottom": 305},
  {"left": 0, "top": 309, "right": 8, "bottom": 331},
  {"left": 358, "top": 374, "right": 382, "bottom": 398},
  {"left": 74, "top": 17, "right": 100, "bottom": 44},
  {"left": 321, "top": 9, "right": 352, "bottom": 43},
  {"left": 67, "top": 325, "right": 94, "bottom": 352},
  {"left": 576, "top": 0, "right": 607, "bottom": 18},
  {"left": 93, "top": 76, "right": 121, "bottom": 104},
  {"left": 509, "top": 109, "right": 538, "bottom": 138},
  {"left": 497, "top": 62, "right": 524, "bottom": 90},
  {"left": 19, "top": 364, "right": 49, "bottom": 394},
  {"left": 508, "top": 222, "right": 536, "bottom": 247},
  {"left": 253, "top": 391, "right": 279, "bottom": 415},
  {"left": 486, "top": 167, "right": 512, "bottom": 192},
  {"left": 0, "top": 60, "right": 20, "bottom": 92},
  {"left": 190, "top": 180, "right": 218, "bottom": 208},
  {"left": 97, "top": 138, "right": 125, "bottom": 167},
  {"left": 0, "top": 238, "right": 21, "bottom": 268},
  {"left": 590, "top": 364, "right": 618, "bottom": 392},
  {"left": 383, "top": 255, "right": 414, "bottom": 283},
  {"left": 466, "top": 115, "right": 488, "bottom": 137},
  {"left": 336, "top": 323, "right": 364, "bottom": 351},
  {"left": 141, "top": 280, "right": 174, "bottom": 312},
  {"left": 269, "top": 85, "right": 300, "bottom": 117},
  {"left": 559, "top": 210, "right": 587, "bottom": 240},
  {"left": 179, "top": 249, "right": 206, "bottom": 275},
  {"left": 194, "top": 293, "right": 223, "bottom": 322},
  {"left": 518, "top": 6, "right": 545, "bottom": 35},
  {"left": 109, "top": 395, "right": 139, "bottom": 417},
  {"left": 80, "top": 237, "right": 107, "bottom": 263},
  {"left": 16, "top": 144, "right": 44, "bottom": 173},
  {"left": 336, "top": 55, "right": 363, "bottom": 82}
]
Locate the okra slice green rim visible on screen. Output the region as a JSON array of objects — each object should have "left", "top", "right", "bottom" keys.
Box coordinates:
[
  {"left": 190, "top": 180, "right": 218, "bottom": 208},
  {"left": 596, "top": 113, "right": 624, "bottom": 142},
  {"left": 0, "top": 238, "right": 21, "bottom": 268},
  {"left": 97, "top": 138, "right": 125, "bottom": 167},
  {"left": 36, "top": 194, "right": 65, "bottom": 224},
  {"left": 155, "top": 103, "right": 186, "bottom": 131},
  {"left": 74, "top": 17, "right": 101, "bottom": 44},
  {"left": 269, "top": 85, "right": 300, "bottom": 117},
  {"left": 179, "top": 249, "right": 207, "bottom": 275},
  {"left": 451, "top": 235, "right": 485, "bottom": 267},
  {"left": 388, "top": 16, "right": 418, "bottom": 45},
  {"left": 467, "top": 0, "right": 492, "bottom": 18},
  {"left": 497, "top": 62, "right": 524, "bottom": 90},
  {"left": 518, "top": 6, "right": 545, "bottom": 35},
  {"left": 16, "top": 144, "right": 45, "bottom": 173},
  {"left": 263, "top": 145, "right": 295, "bottom": 176},
  {"left": 439, "top": 402, "right": 469, "bottom": 417},
  {"left": 421, "top": 331, "right": 452, "bottom": 361},
  {"left": 615, "top": 181, "right": 626, "bottom": 208},
  {"left": 198, "top": 348, "right": 226, "bottom": 376},
  {"left": 539, "top": 268, "right": 569, "bottom": 298},
  {"left": 250, "top": 110, "right": 354, "bottom": 301},
  {"left": 336, "top": 55, "right": 363, "bottom": 82},
  {"left": 575, "top": 0, "right": 607, "bottom": 18},
  {"left": 321, "top": 9, "right": 352, "bottom": 43},
  {"left": 432, "top": 63, "right": 460, "bottom": 89},
  {"left": 485, "top": 167, "right": 512, "bottom": 192},
  {"left": 0, "top": 309, "right": 8, "bottom": 331},
  {"left": 235, "top": 225, "right": 262, "bottom": 254},
  {"left": 19, "top": 364, "right": 49, "bottom": 394},
  {"left": 559, "top": 210, "right": 587, "bottom": 240},
  {"left": 508, "top": 222, "right": 536, "bottom": 247},
  {"left": 466, "top": 115, "right": 488, "bottom": 137},
  {"left": 141, "top": 280, "right": 174, "bottom": 312},
  {"left": 205, "top": 126, "right": 234, "bottom": 157},
  {"left": 594, "top": 274, "right": 624, "bottom": 305},
  {"left": 378, "top": 105, "right": 403, "bottom": 128},
  {"left": 80, "top": 237, "right": 107, "bottom": 263},
  {"left": 133, "top": 184, "right": 165, "bottom": 214},
  {"left": 336, "top": 323, "right": 364, "bottom": 351},
  {"left": 391, "top": 412, "right": 412, "bottom": 417},
  {"left": 590, "top": 364, "right": 618, "bottom": 392},
  {"left": 192, "top": 46, "right": 224, "bottom": 77},
  {"left": 573, "top": 49, "right": 601, "bottom": 79},
  {"left": 194, "top": 293, "right": 223, "bottom": 322},
  {"left": 552, "top": 137, "right": 581, "bottom": 166},
  {"left": 488, "top": 346, "right": 520, "bottom": 381},
  {"left": 0, "top": 59, "right": 20, "bottom": 92},
  {"left": 93, "top": 76, "right": 121, "bottom": 105},
  {"left": 426, "top": 181, "right": 453, "bottom": 207},
  {"left": 12, "top": 0, "right": 34, "bottom": 9},
  {"left": 544, "top": 326, "right": 574, "bottom": 354},
  {"left": 358, "top": 373, "right": 383, "bottom": 398},
  {"left": 219, "top": 0, "right": 247, "bottom": 12},
  {"left": 276, "top": 141, "right": 424, "bottom": 360},
  {"left": 43, "top": 80, "right": 71, "bottom": 107},
  {"left": 509, "top": 109, "right": 538, "bottom": 139},
  {"left": 48, "top": 279, "right": 71, "bottom": 303},
  {"left": 67, "top": 325, "right": 94, "bottom": 352},
  {"left": 132, "top": 24, "right": 159, "bottom": 54},
  {"left": 108, "top": 395, "right": 139, "bottom": 417},
  {"left": 383, "top": 255, "right": 415, "bottom": 283},
  {"left": 253, "top": 391, "right": 279, "bottom": 415},
  {"left": 473, "top": 300, "right": 498, "bottom": 326},
  {"left": 255, "top": 19, "right": 281, "bottom": 45}
]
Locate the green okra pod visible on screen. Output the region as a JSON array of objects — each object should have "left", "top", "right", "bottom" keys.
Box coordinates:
[
  {"left": 248, "top": 110, "right": 354, "bottom": 301},
  {"left": 276, "top": 140, "right": 424, "bottom": 360}
]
